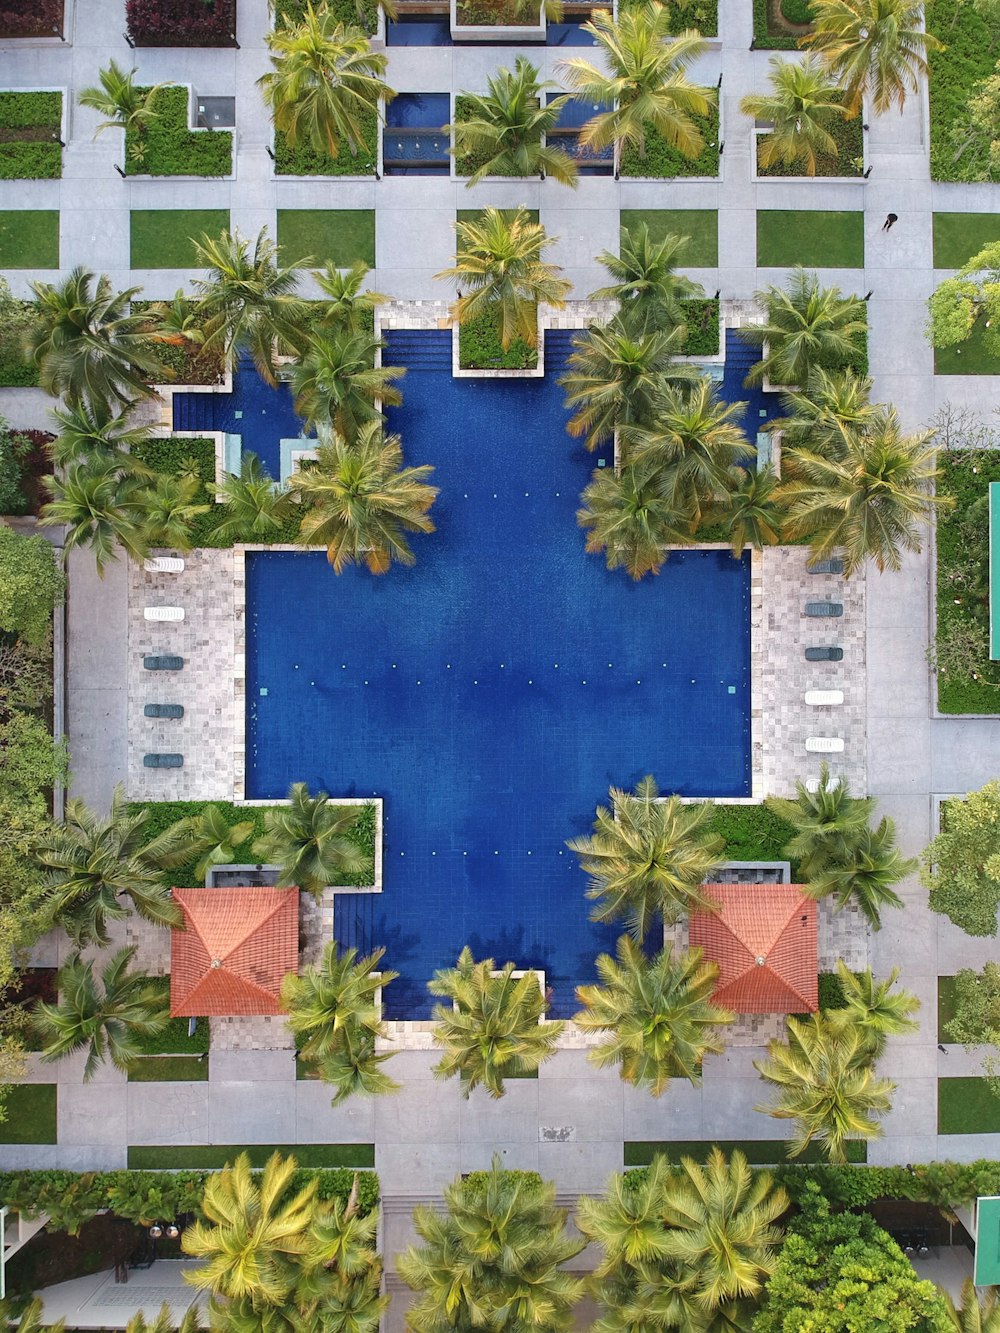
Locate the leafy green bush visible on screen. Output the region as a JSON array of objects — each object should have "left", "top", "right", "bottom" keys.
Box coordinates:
[
  {"left": 275, "top": 0, "right": 377, "bottom": 32},
  {"left": 0, "top": 92, "right": 60, "bottom": 128},
  {"left": 127, "top": 86, "right": 232, "bottom": 177},
  {"left": 0, "top": 91, "right": 62, "bottom": 180},
  {"left": 274, "top": 111, "right": 378, "bottom": 177},
  {"left": 928, "top": 0, "right": 995, "bottom": 182},
  {"left": 678, "top": 298, "right": 719, "bottom": 356},
  {"left": 756, "top": 102, "right": 863, "bottom": 178},
  {"left": 0, "top": 425, "right": 31, "bottom": 515},
  {"left": 620, "top": 108, "right": 719, "bottom": 178},
  {"left": 0, "top": 281, "right": 38, "bottom": 388},
  {"left": 135, "top": 1016, "right": 210, "bottom": 1055},
  {"left": 452, "top": 95, "right": 498, "bottom": 179},
  {"left": 752, "top": 0, "right": 799, "bottom": 49},
  {"left": 779, "top": 0, "right": 812, "bottom": 22},
  {"left": 459, "top": 313, "right": 537, "bottom": 370}
]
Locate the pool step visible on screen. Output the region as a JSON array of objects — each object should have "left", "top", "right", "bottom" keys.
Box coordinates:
[
  {"left": 173, "top": 392, "right": 216, "bottom": 433},
  {"left": 384, "top": 329, "right": 453, "bottom": 371}
]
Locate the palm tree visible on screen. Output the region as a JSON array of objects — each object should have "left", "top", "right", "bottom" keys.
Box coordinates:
[
  {"left": 765, "top": 765, "right": 873, "bottom": 879},
  {"left": 827, "top": 961, "right": 920, "bottom": 1058},
  {"left": 804, "top": 817, "right": 915, "bottom": 928},
  {"left": 802, "top": 0, "right": 943, "bottom": 117},
  {"left": 568, "top": 776, "right": 723, "bottom": 938},
  {"left": 31, "top": 785, "right": 184, "bottom": 947},
  {"left": 740, "top": 57, "right": 845, "bottom": 177},
  {"left": 941, "top": 1278, "right": 1000, "bottom": 1333},
  {"left": 775, "top": 366, "right": 879, "bottom": 460},
  {"left": 47, "top": 399, "right": 156, "bottom": 473},
  {"left": 150, "top": 804, "right": 256, "bottom": 884},
  {"left": 259, "top": 5, "right": 393, "bottom": 159},
  {"left": 77, "top": 60, "right": 165, "bottom": 138},
  {"left": 577, "top": 457, "right": 694, "bottom": 580},
  {"left": 291, "top": 422, "right": 437, "bottom": 574},
  {"left": 0, "top": 1299, "right": 66, "bottom": 1333},
  {"left": 592, "top": 226, "right": 704, "bottom": 336},
  {"left": 124, "top": 1307, "right": 202, "bottom": 1333},
  {"left": 574, "top": 935, "right": 733, "bottom": 1095},
  {"left": 754, "top": 1013, "right": 894, "bottom": 1163},
  {"left": 778, "top": 407, "right": 948, "bottom": 575},
  {"left": 288, "top": 329, "right": 404, "bottom": 437},
  {"left": 309, "top": 261, "right": 388, "bottom": 337},
  {"left": 560, "top": 8, "right": 713, "bottom": 161},
  {"left": 742, "top": 269, "right": 867, "bottom": 389},
  {"left": 253, "top": 783, "right": 368, "bottom": 897},
  {"left": 435, "top": 207, "right": 571, "bottom": 350},
  {"left": 208, "top": 453, "right": 296, "bottom": 543},
  {"left": 398, "top": 1156, "right": 585, "bottom": 1333},
  {"left": 281, "top": 943, "right": 399, "bottom": 1104},
  {"left": 724, "top": 464, "right": 784, "bottom": 556},
  {"left": 27, "top": 268, "right": 168, "bottom": 410},
  {"left": 428, "top": 947, "right": 564, "bottom": 1098},
  {"left": 40, "top": 459, "right": 151, "bottom": 576},
  {"left": 34, "top": 946, "right": 170, "bottom": 1081},
  {"left": 146, "top": 289, "right": 208, "bottom": 355},
  {"left": 135, "top": 472, "right": 209, "bottom": 552},
  {"left": 192, "top": 228, "right": 306, "bottom": 386},
  {"left": 560, "top": 321, "right": 696, "bottom": 451},
  {"left": 451, "top": 57, "right": 578, "bottom": 187}
]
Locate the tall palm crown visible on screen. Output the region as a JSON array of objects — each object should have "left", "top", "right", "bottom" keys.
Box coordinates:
[
  {"left": 560, "top": 9, "right": 713, "bottom": 160},
  {"left": 740, "top": 56, "right": 846, "bottom": 177},
  {"left": 77, "top": 59, "right": 165, "bottom": 138},
  {"left": 135, "top": 472, "right": 209, "bottom": 552},
  {"left": 310, "top": 260, "right": 388, "bottom": 336},
  {"left": 123, "top": 1306, "right": 202, "bottom": 1333},
  {"left": 743, "top": 269, "right": 867, "bottom": 389},
  {"left": 436, "top": 207, "right": 571, "bottom": 350},
  {"left": 32, "top": 785, "right": 183, "bottom": 946},
  {"left": 259, "top": 5, "right": 394, "bottom": 159},
  {"left": 428, "top": 947, "right": 564, "bottom": 1098},
  {"left": 827, "top": 961, "right": 920, "bottom": 1058},
  {"left": 766, "top": 764, "right": 873, "bottom": 878},
  {"left": 779, "top": 407, "right": 947, "bottom": 574},
  {"left": 253, "top": 783, "right": 369, "bottom": 896},
  {"left": 775, "top": 366, "right": 880, "bottom": 459},
  {"left": 150, "top": 804, "right": 256, "bottom": 884},
  {"left": 40, "top": 459, "right": 151, "bottom": 577},
  {"left": 192, "top": 228, "right": 305, "bottom": 386},
  {"left": 592, "top": 226, "right": 704, "bottom": 336},
  {"left": 725, "top": 464, "right": 784, "bottom": 556},
  {"left": 754, "top": 1013, "right": 894, "bottom": 1163},
  {"left": 452, "top": 57, "right": 578, "bottom": 187},
  {"left": 569, "top": 776, "right": 723, "bottom": 938},
  {"left": 34, "top": 946, "right": 170, "bottom": 1081},
  {"left": 281, "top": 942, "right": 400, "bottom": 1104},
  {"left": 27, "top": 268, "right": 168, "bottom": 411},
  {"left": 292, "top": 421, "right": 437, "bottom": 574},
  {"left": 288, "top": 329, "right": 404, "bottom": 437},
  {"left": 208, "top": 452, "right": 296, "bottom": 544},
  {"left": 48, "top": 399, "right": 155, "bottom": 472},
  {"left": 941, "top": 1278, "right": 1000, "bottom": 1333},
  {"left": 802, "top": 0, "right": 943, "bottom": 117},
  {"left": 805, "top": 817, "right": 915, "bottom": 928},
  {"left": 578, "top": 457, "right": 693, "bottom": 580},
  {"left": 397, "top": 1156, "right": 585, "bottom": 1333},
  {"left": 574, "top": 935, "right": 733, "bottom": 1095}
]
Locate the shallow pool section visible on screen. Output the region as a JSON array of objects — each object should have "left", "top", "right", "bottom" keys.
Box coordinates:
[{"left": 246, "top": 332, "right": 752, "bottom": 1017}]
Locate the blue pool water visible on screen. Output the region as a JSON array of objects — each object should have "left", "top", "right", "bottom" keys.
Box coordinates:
[{"left": 246, "top": 331, "right": 761, "bottom": 1018}]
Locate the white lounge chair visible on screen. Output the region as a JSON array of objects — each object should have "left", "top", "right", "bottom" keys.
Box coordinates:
[
  {"left": 805, "top": 736, "right": 845, "bottom": 753},
  {"left": 804, "top": 690, "right": 845, "bottom": 706},
  {"left": 144, "top": 606, "right": 185, "bottom": 622},
  {"left": 806, "top": 775, "right": 842, "bottom": 794},
  {"left": 144, "top": 556, "right": 185, "bottom": 573}
]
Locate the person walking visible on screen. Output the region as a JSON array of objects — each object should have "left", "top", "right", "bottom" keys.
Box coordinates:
[{"left": 882, "top": 213, "right": 898, "bottom": 231}]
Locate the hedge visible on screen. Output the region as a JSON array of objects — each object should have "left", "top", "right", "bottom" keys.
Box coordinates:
[
  {"left": 620, "top": 108, "right": 720, "bottom": 179},
  {"left": 127, "top": 86, "right": 232, "bottom": 178},
  {"left": 459, "top": 313, "right": 537, "bottom": 370},
  {"left": 0, "top": 91, "right": 62, "bottom": 181},
  {"left": 274, "top": 111, "right": 378, "bottom": 177},
  {"left": 927, "top": 0, "right": 995, "bottom": 182}
]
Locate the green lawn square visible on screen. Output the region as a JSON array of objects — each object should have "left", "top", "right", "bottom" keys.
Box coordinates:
[
  {"left": 756, "top": 210, "right": 865, "bottom": 268},
  {"left": 933, "top": 213, "right": 1000, "bottom": 269},
  {"left": 0, "top": 210, "right": 59, "bottom": 268},
  {"left": 130, "top": 209, "right": 230, "bottom": 268},
  {"left": 621, "top": 210, "right": 718, "bottom": 267},
  {"left": 934, "top": 318, "right": 1000, "bottom": 375},
  {"left": 277, "top": 209, "right": 376, "bottom": 268},
  {"left": 939, "top": 1077, "right": 1000, "bottom": 1133},
  {"left": 0, "top": 1084, "right": 57, "bottom": 1143}
]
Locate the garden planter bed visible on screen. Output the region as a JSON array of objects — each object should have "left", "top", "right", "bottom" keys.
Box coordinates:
[
  {"left": 752, "top": 0, "right": 808, "bottom": 50},
  {"left": 126, "top": 86, "right": 232, "bottom": 178},
  {"left": 620, "top": 108, "right": 720, "bottom": 179},
  {"left": 0, "top": 91, "right": 62, "bottom": 180},
  {"left": 126, "top": 0, "right": 238, "bottom": 46},
  {"left": 0, "top": 0, "right": 64, "bottom": 38},
  {"left": 620, "top": 0, "right": 717, "bottom": 38},
  {"left": 274, "top": 116, "right": 378, "bottom": 177},
  {"left": 275, "top": 0, "right": 377, "bottom": 34},
  {"left": 0, "top": 289, "right": 39, "bottom": 388},
  {"left": 928, "top": 0, "right": 996, "bottom": 182},
  {"left": 456, "top": 314, "right": 540, "bottom": 374},
  {"left": 754, "top": 109, "right": 864, "bottom": 179}
]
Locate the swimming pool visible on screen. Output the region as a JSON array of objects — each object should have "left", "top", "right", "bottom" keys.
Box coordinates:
[{"left": 246, "top": 330, "right": 757, "bottom": 1018}]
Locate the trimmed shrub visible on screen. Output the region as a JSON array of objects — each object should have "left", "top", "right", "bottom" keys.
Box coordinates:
[
  {"left": 779, "top": 0, "right": 812, "bottom": 22},
  {"left": 0, "top": 0, "right": 62, "bottom": 36},
  {"left": 127, "top": 86, "right": 232, "bottom": 177},
  {"left": 928, "top": 0, "right": 995, "bottom": 182},
  {"left": 275, "top": 0, "right": 377, "bottom": 33},
  {"left": 126, "top": 0, "right": 237, "bottom": 46}
]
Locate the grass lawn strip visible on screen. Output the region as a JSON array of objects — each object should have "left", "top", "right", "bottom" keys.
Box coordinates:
[
  {"left": 0, "top": 1085, "right": 57, "bottom": 1144},
  {"left": 938, "top": 1077, "right": 1000, "bottom": 1133},
  {"left": 128, "top": 1055, "right": 209, "bottom": 1082},
  {"left": 621, "top": 209, "right": 718, "bottom": 268},
  {"left": 277, "top": 209, "right": 375, "bottom": 269},
  {"left": 127, "top": 1143, "right": 376, "bottom": 1169},
  {"left": 756, "top": 209, "right": 864, "bottom": 268},
  {"left": 130, "top": 209, "right": 229, "bottom": 269},
  {"left": 933, "top": 213, "right": 1000, "bottom": 269},
  {"left": 625, "top": 1139, "right": 867, "bottom": 1166},
  {"left": 0, "top": 210, "right": 58, "bottom": 268}
]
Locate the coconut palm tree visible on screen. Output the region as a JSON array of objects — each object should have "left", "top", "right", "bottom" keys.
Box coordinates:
[
  {"left": 34, "top": 946, "right": 170, "bottom": 1081},
  {"left": 309, "top": 261, "right": 389, "bottom": 337},
  {"left": 208, "top": 453, "right": 297, "bottom": 543},
  {"left": 428, "top": 947, "right": 564, "bottom": 1098},
  {"left": 574, "top": 935, "right": 733, "bottom": 1095},
  {"left": 724, "top": 464, "right": 784, "bottom": 556},
  {"left": 135, "top": 472, "right": 209, "bottom": 552},
  {"left": 435, "top": 207, "right": 571, "bottom": 350},
  {"left": 740, "top": 57, "right": 846, "bottom": 177},
  {"left": 754, "top": 1013, "right": 894, "bottom": 1163},
  {"left": 27, "top": 269, "right": 169, "bottom": 411},
  {"left": 124, "top": 1307, "right": 202, "bottom": 1333},
  {"left": 559, "top": 8, "right": 713, "bottom": 161},
  {"left": 741, "top": 269, "right": 867, "bottom": 389},
  {"left": 146, "top": 288, "right": 208, "bottom": 355},
  {"left": 77, "top": 60, "right": 165, "bottom": 138},
  {"left": 31, "top": 786, "right": 184, "bottom": 946},
  {"left": 802, "top": 0, "right": 943, "bottom": 117},
  {"left": 827, "top": 962, "right": 920, "bottom": 1058},
  {"left": 0, "top": 1300, "right": 66, "bottom": 1333},
  {"left": 150, "top": 804, "right": 256, "bottom": 884},
  {"left": 40, "top": 459, "right": 151, "bottom": 576},
  {"left": 192, "top": 228, "right": 306, "bottom": 387},
  {"left": 569, "top": 776, "right": 723, "bottom": 938},
  {"left": 803, "top": 817, "right": 915, "bottom": 928},
  {"left": 281, "top": 943, "right": 399, "bottom": 1105},
  {"left": 451, "top": 57, "right": 578, "bottom": 187},
  {"left": 940, "top": 1278, "right": 1000, "bottom": 1333},
  {"left": 291, "top": 422, "right": 437, "bottom": 574},
  {"left": 398, "top": 1156, "right": 585, "bottom": 1333},
  {"left": 47, "top": 399, "right": 156, "bottom": 473},
  {"left": 779, "top": 407, "right": 948, "bottom": 575},
  {"left": 765, "top": 765, "right": 873, "bottom": 879},
  {"left": 577, "top": 457, "right": 694, "bottom": 580},
  {"left": 775, "top": 366, "right": 879, "bottom": 460},
  {"left": 259, "top": 5, "right": 394, "bottom": 160},
  {"left": 288, "top": 329, "right": 405, "bottom": 437},
  {"left": 560, "top": 321, "right": 696, "bottom": 451},
  {"left": 592, "top": 226, "right": 705, "bottom": 336},
  {"left": 253, "top": 783, "right": 368, "bottom": 898}
]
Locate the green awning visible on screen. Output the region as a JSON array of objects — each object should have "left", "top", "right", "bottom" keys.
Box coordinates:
[{"left": 976, "top": 1196, "right": 1000, "bottom": 1284}]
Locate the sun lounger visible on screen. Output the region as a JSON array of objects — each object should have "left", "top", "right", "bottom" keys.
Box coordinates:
[
  {"left": 144, "top": 606, "right": 184, "bottom": 621},
  {"left": 144, "top": 556, "right": 185, "bottom": 573},
  {"left": 804, "top": 690, "right": 845, "bottom": 706},
  {"left": 143, "top": 655, "right": 184, "bottom": 670},
  {"left": 144, "top": 704, "right": 184, "bottom": 719},
  {"left": 806, "top": 775, "right": 843, "bottom": 793},
  {"left": 804, "top": 602, "right": 843, "bottom": 617},
  {"left": 143, "top": 753, "right": 183, "bottom": 768},
  {"left": 805, "top": 646, "right": 844, "bottom": 661},
  {"left": 807, "top": 558, "right": 844, "bottom": 574},
  {"left": 805, "top": 736, "right": 845, "bottom": 753}
]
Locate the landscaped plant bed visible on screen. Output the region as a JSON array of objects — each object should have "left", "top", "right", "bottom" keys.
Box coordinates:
[
  {"left": 705, "top": 801, "right": 798, "bottom": 871},
  {"left": 620, "top": 108, "right": 720, "bottom": 179},
  {"left": 132, "top": 305, "right": 226, "bottom": 388},
  {"left": 456, "top": 313, "right": 540, "bottom": 375},
  {"left": 752, "top": 0, "right": 807, "bottom": 50},
  {"left": 0, "top": 284, "right": 39, "bottom": 388},
  {"left": 274, "top": 115, "right": 378, "bottom": 178},
  {"left": 452, "top": 0, "right": 544, "bottom": 40},
  {"left": 676, "top": 298, "right": 721, "bottom": 359},
  {"left": 625, "top": 1139, "right": 868, "bottom": 1166},
  {"left": 275, "top": 0, "right": 377, "bottom": 35},
  {"left": 127, "top": 86, "right": 232, "bottom": 178},
  {"left": 0, "top": 92, "right": 62, "bottom": 180},
  {"left": 126, "top": 0, "right": 238, "bottom": 46},
  {"left": 928, "top": 0, "right": 995, "bottom": 182},
  {"left": 620, "top": 0, "right": 717, "bottom": 38},
  {"left": 0, "top": 0, "right": 64, "bottom": 38},
  {"left": 754, "top": 107, "right": 864, "bottom": 179}
]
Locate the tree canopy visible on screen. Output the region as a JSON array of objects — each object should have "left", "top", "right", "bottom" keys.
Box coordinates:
[{"left": 921, "top": 781, "right": 1000, "bottom": 936}]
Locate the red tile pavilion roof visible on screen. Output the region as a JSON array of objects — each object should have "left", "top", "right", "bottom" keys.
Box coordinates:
[
  {"left": 170, "top": 887, "right": 299, "bottom": 1017},
  {"left": 689, "top": 884, "right": 818, "bottom": 1014}
]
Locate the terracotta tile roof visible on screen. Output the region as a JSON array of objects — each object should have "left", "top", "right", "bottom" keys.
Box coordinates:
[
  {"left": 170, "top": 887, "right": 299, "bottom": 1017},
  {"left": 689, "top": 885, "right": 818, "bottom": 1014}
]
